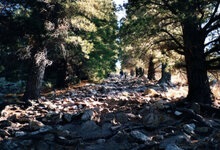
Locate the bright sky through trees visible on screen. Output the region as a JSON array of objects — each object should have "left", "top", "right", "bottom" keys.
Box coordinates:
[
  {"left": 113, "top": 0, "right": 128, "bottom": 69},
  {"left": 113, "top": 0, "right": 128, "bottom": 22}
]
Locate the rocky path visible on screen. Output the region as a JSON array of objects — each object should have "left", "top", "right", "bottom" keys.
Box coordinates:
[{"left": 0, "top": 76, "right": 220, "bottom": 150}]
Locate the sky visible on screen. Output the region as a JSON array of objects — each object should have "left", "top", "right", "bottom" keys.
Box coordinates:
[
  {"left": 113, "top": 0, "right": 128, "bottom": 70},
  {"left": 113, "top": 0, "right": 128, "bottom": 22},
  {"left": 113, "top": 0, "right": 128, "bottom": 69}
]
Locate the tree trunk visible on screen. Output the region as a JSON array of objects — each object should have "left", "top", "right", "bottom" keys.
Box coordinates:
[
  {"left": 158, "top": 63, "right": 171, "bottom": 84},
  {"left": 148, "top": 56, "right": 155, "bottom": 80},
  {"left": 182, "top": 23, "right": 212, "bottom": 104},
  {"left": 23, "top": 48, "right": 49, "bottom": 101},
  {"left": 55, "top": 58, "right": 68, "bottom": 88}
]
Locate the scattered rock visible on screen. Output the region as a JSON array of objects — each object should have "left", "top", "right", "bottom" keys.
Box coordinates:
[
  {"left": 0, "top": 76, "right": 217, "bottom": 150},
  {"left": 29, "top": 120, "right": 44, "bottom": 131},
  {"left": 36, "top": 141, "right": 50, "bottom": 150},
  {"left": 115, "top": 112, "right": 128, "bottom": 124},
  {"left": 20, "top": 140, "right": 32, "bottom": 146},
  {"left": 159, "top": 134, "right": 190, "bottom": 149},
  {"left": 143, "top": 88, "right": 158, "bottom": 96},
  {"left": 0, "top": 129, "right": 10, "bottom": 136},
  {"left": 44, "top": 134, "right": 55, "bottom": 142},
  {"left": 15, "top": 131, "right": 27, "bottom": 137},
  {"left": 195, "top": 127, "right": 209, "bottom": 134},
  {"left": 97, "top": 139, "right": 106, "bottom": 144},
  {"left": 191, "top": 103, "right": 200, "bottom": 114},
  {"left": 63, "top": 113, "right": 73, "bottom": 122},
  {"left": 79, "top": 120, "right": 101, "bottom": 139},
  {"left": 165, "top": 143, "right": 183, "bottom": 150},
  {"left": 174, "top": 111, "right": 183, "bottom": 116},
  {"left": 130, "top": 130, "right": 151, "bottom": 142},
  {"left": 183, "top": 123, "right": 195, "bottom": 134},
  {"left": 0, "top": 120, "right": 12, "bottom": 128},
  {"left": 81, "top": 110, "right": 95, "bottom": 121}
]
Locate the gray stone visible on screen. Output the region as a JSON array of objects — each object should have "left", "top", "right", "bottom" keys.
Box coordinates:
[
  {"left": 159, "top": 134, "right": 190, "bottom": 149},
  {"left": 191, "top": 103, "right": 200, "bottom": 114},
  {"left": 0, "top": 129, "right": 10, "bottom": 136},
  {"left": 130, "top": 130, "right": 151, "bottom": 142},
  {"left": 183, "top": 123, "right": 195, "bottom": 134},
  {"left": 101, "top": 123, "right": 113, "bottom": 137},
  {"left": 143, "top": 111, "right": 160, "bottom": 128},
  {"left": 97, "top": 139, "right": 106, "bottom": 144},
  {"left": 166, "top": 144, "right": 184, "bottom": 150},
  {"left": 44, "top": 134, "right": 55, "bottom": 142},
  {"left": 15, "top": 131, "right": 27, "bottom": 137},
  {"left": 174, "top": 111, "right": 183, "bottom": 116},
  {"left": 79, "top": 120, "right": 101, "bottom": 139},
  {"left": 115, "top": 112, "right": 128, "bottom": 124},
  {"left": 81, "top": 110, "right": 95, "bottom": 121},
  {"left": 36, "top": 141, "right": 50, "bottom": 150},
  {"left": 29, "top": 120, "right": 44, "bottom": 131},
  {"left": 63, "top": 113, "right": 73, "bottom": 122},
  {"left": 31, "top": 125, "right": 52, "bottom": 135},
  {"left": 195, "top": 127, "right": 209, "bottom": 134},
  {"left": 109, "top": 132, "right": 132, "bottom": 150},
  {"left": 20, "top": 140, "right": 33, "bottom": 146}
]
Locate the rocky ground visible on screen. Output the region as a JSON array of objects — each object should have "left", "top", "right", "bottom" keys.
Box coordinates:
[{"left": 0, "top": 76, "right": 220, "bottom": 150}]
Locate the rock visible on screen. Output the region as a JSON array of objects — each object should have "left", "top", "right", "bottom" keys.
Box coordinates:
[
  {"left": 183, "top": 123, "right": 195, "bottom": 134},
  {"left": 20, "top": 140, "right": 33, "bottom": 146},
  {"left": 99, "top": 87, "right": 108, "bottom": 94},
  {"left": 165, "top": 144, "right": 183, "bottom": 150},
  {"left": 79, "top": 120, "right": 101, "bottom": 139},
  {"left": 56, "top": 129, "right": 70, "bottom": 137},
  {"left": 44, "top": 134, "right": 55, "bottom": 142},
  {"left": 63, "top": 113, "right": 73, "bottom": 122},
  {"left": 115, "top": 112, "right": 128, "bottom": 124},
  {"left": 97, "top": 139, "right": 106, "bottom": 144},
  {"left": 155, "top": 100, "right": 169, "bottom": 110},
  {"left": 48, "top": 113, "right": 63, "bottom": 124},
  {"left": 195, "top": 127, "right": 209, "bottom": 134},
  {"left": 15, "top": 131, "right": 27, "bottom": 137},
  {"left": 0, "top": 129, "right": 10, "bottom": 136},
  {"left": 110, "top": 131, "right": 133, "bottom": 150},
  {"left": 130, "top": 130, "right": 151, "bottom": 142},
  {"left": 101, "top": 112, "right": 114, "bottom": 123},
  {"left": 191, "top": 103, "right": 200, "bottom": 114},
  {"left": 143, "top": 88, "right": 158, "bottom": 96},
  {"left": 159, "top": 134, "right": 190, "bottom": 149},
  {"left": 36, "top": 141, "right": 50, "bottom": 150},
  {"left": 143, "top": 108, "right": 171, "bottom": 128},
  {"left": 29, "top": 120, "right": 44, "bottom": 131},
  {"left": 30, "top": 125, "right": 53, "bottom": 135},
  {"left": 81, "top": 110, "right": 95, "bottom": 121},
  {"left": 101, "top": 123, "right": 113, "bottom": 137},
  {"left": 174, "top": 111, "right": 183, "bottom": 116},
  {"left": 122, "top": 91, "right": 129, "bottom": 96},
  {"left": 0, "top": 120, "right": 12, "bottom": 128}
]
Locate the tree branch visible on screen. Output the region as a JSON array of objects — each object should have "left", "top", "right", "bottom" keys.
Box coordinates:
[
  {"left": 206, "top": 57, "right": 220, "bottom": 64},
  {"left": 203, "top": 1, "right": 220, "bottom": 31},
  {"left": 205, "top": 46, "right": 220, "bottom": 57},
  {"left": 204, "top": 37, "right": 220, "bottom": 47},
  {"left": 207, "top": 65, "right": 220, "bottom": 70},
  {"left": 161, "top": 29, "right": 184, "bottom": 49},
  {"left": 206, "top": 21, "right": 220, "bottom": 34}
]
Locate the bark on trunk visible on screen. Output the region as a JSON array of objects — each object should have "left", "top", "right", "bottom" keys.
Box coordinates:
[
  {"left": 23, "top": 48, "right": 49, "bottom": 101},
  {"left": 182, "top": 23, "right": 212, "bottom": 104},
  {"left": 148, "top": 56, "right": 155, "bottom": 80},
  {"left": 55, "top": 58, "right": 68, "bottom": 88},
  {"left": 158, "top": 63, "right": 171, "bottom": 84}
]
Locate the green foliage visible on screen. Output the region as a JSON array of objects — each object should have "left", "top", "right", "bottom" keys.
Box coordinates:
[
  {"left": 120, "top": 0, "right": 220, "bottom": 71},
  {"left": 0, "top": 0, "right": 118, "bottom": 85}
]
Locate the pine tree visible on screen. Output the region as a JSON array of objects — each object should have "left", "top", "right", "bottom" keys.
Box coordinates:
[{"left": 120, "top": 0, "right": 220, "bottom": 104}]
